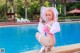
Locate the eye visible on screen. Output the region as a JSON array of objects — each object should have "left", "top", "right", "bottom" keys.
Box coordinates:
[
  {"left": 46, "top": 14, "right": 47, "bottom": 16},
  {"left": 46, "top": 14, "right": 51, "bottom": 16},
  {"left": 48, "top": 14, "right": 51, "bottom": 16}
]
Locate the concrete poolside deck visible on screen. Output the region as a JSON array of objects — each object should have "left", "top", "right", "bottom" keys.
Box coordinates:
[
  {"left": 0, "top": 22, "right": 38, "bottom": 26},
  {"left": 0, "top": 21, "right": 80, "bottom": 26},
  {"left": 22, "top": 43, "right": 80, "bottom": 53}
]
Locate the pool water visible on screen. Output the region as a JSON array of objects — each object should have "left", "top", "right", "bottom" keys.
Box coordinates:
[{"left": 0, "top": 23, "right": 80, "bottom": 53}]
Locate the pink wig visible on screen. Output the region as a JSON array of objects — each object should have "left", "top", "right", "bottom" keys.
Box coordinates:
[{"left": 40, "top": 6, "right": 58, "bottom": 22}]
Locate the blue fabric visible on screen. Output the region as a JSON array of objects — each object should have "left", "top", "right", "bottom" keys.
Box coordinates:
[{"left": 44, "top": 32, "right": 47, "bottom": 36}]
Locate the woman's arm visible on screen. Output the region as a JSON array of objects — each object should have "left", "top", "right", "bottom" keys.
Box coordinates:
[
  {"left": 50, "top": 22, "right": 60, "bottom": 34},
  {"left": 37, "top": 17, "right": 44, "bottom": 34}
]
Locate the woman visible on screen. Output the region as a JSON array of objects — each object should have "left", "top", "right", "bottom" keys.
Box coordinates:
[{"left": 36, "top": 6, "right": 60, "bottom": 53}]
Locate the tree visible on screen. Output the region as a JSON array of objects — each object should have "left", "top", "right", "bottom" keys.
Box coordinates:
[
  {"left": 39, "top": 0, "right": 42, "bottom": 6},
  {"left": 67, "top": 2, "right": 80, "bottom": 11},
  {"left": 61, "top": 0, "right": 67, "bottom": 15},
  {"left": 15, "top": 0, "right": 25, "bottom": 18},
  {"left": 24, "top": 0, "right": 28, "bottom": 19},
  {"left": 7, "top": 0, "right": 14, "bottom": 13}
]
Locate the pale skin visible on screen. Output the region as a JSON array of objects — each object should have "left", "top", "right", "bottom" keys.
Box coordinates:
[{"left": 36, "top": 10, "right": 56, "bottom": 51}]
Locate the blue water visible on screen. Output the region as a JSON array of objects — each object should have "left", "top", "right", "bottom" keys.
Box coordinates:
[{"left": 0, "top": 23, "right": 80, "bottom": 53}]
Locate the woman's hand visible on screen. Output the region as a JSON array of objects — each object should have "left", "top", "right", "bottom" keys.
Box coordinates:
[{"left": 39, "top": 17, "right": 42, "bottom": 22}]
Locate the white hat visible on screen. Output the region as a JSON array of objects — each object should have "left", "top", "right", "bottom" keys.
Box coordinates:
[{"left": 40, "top": 6, "right": 58, "bottom": 21}]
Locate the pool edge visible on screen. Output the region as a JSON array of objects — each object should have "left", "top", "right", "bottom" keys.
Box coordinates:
[{"left": 21, "top": 43, "right": 80, "bottom": 53}]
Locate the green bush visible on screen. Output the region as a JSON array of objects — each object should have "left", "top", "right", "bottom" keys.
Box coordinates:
[{"left": 59, "top": 16, "right": 80, "bottom": 20}]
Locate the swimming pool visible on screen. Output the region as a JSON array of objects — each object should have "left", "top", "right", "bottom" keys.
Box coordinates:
[{"left": 0, "top": 23, "right": 80, "bottom": 53}]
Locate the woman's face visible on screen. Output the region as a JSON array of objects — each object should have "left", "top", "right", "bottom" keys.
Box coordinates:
[{"left": 45, "top": 10, "right": 54, "bottom": 21}]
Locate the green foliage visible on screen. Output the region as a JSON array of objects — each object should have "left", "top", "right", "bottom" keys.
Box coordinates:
[
  {"left": 43, "top": 1, "right": 50, "bottom": 7},
  {"left": 71, "top": 3, "right": 80, "bottom": 9},
  {"left": 15, "top": 0, "right": 25, "bottom": 18},
  {"left": 59, "top": 16, "right": 80, "bottom": 20},
  {"left": 0, "top": 4, "right": 6, "bottom": 18},
  {"left": 67, "top": 2, "right": 80, "bottom": 11},
  {"left": 0, "top": 0, "right": 80, "bottom": 22},
  {"left": 56, "top": 4, "right": 64, "bottom": 14},
  {"left": 27, "top": 0, "right": 40, "bottom": 18}
]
